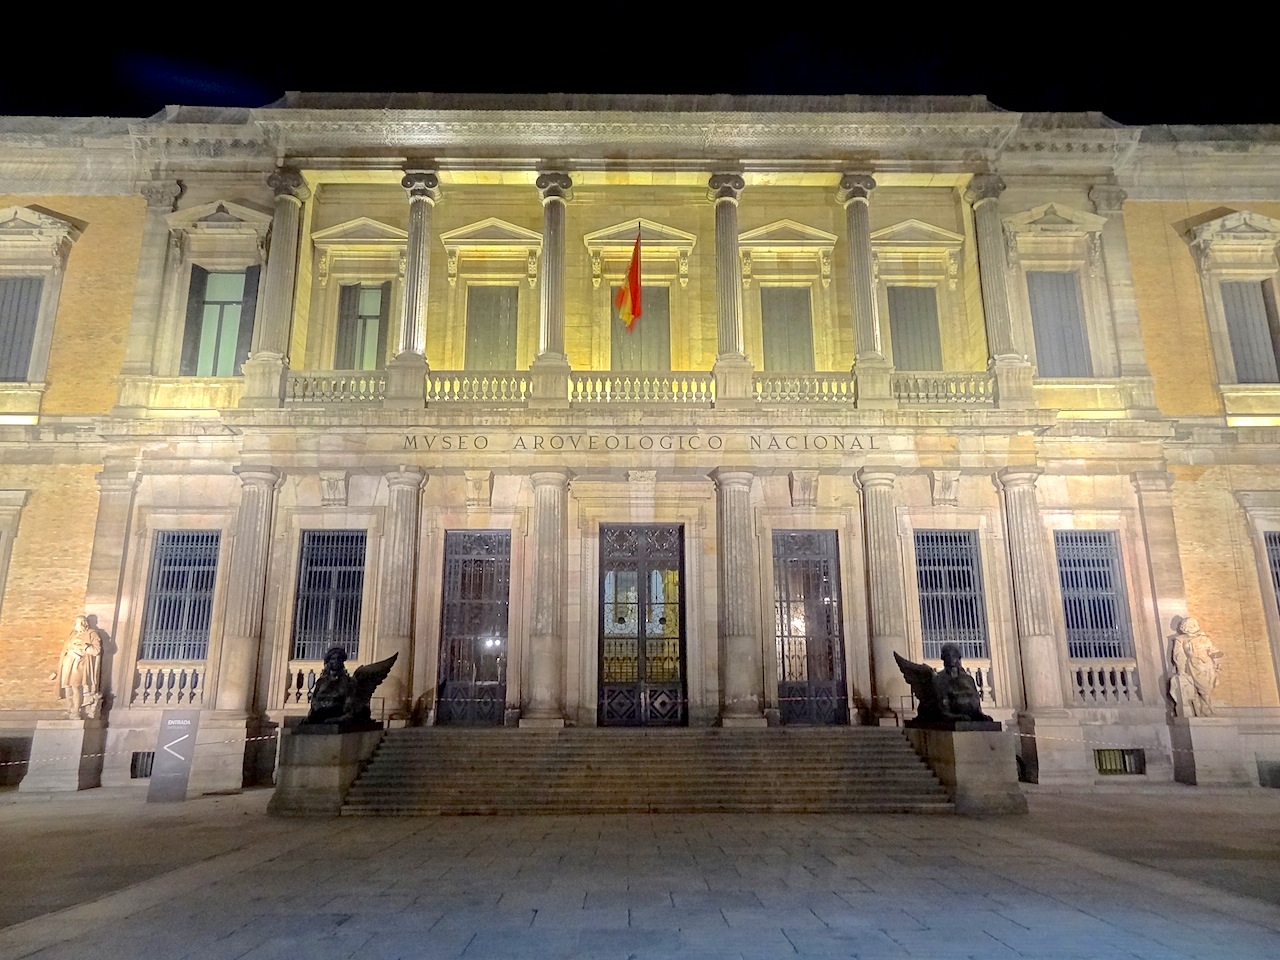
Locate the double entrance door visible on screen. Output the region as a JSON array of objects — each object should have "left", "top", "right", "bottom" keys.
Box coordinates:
[{"left": 599, "top": 524, "right": 687, "bottom": 726}]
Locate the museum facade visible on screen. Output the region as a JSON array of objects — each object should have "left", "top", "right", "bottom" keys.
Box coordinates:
[{"left": 2, "top": 93, "right": 1279, "bottom": 792}]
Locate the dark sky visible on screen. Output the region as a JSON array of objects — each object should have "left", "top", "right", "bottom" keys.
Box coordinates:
[{"left": 0, "top": 32, "right": 1272, "bottom": 126}]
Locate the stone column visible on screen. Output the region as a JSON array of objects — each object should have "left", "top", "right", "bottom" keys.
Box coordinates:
[
  {"left": 856, "top": 469, "right": 911, "bottom": 714},
  {"left": 1090, "top": 185, "right": 1156, "bottom": 409},
  {"left": 119, "top": 181, "right": 182, "bottom": 380},
  {"left": 378, "top": 467, "right": 426, "bottom": 714},
  {"left": 965, "top": 174, "right": 1032, "bottom": 408},
  {"left": 837, "top": 174, "right": 893, "bottom": 406},
  {"left": 385, "top": 170, "right": 440, "bottom": 407},
  {"left": 711, "top": 468, "right": 766, "bottom": 726},
  {"left": 708, "top": 174, "right": 753, "bottom": 405},
  {"left": 84, "top": 467, "right": 139, "bottom": 704},
  {"left": 996, "top": 467, "right": 1063, "bottom": 711},
  {"left": 1132, "top": 471, "right": 1189, "bottom": 671},
  {"left": 241, "top": 169, "right": 308, "bottom": 407},
  {"left": 215, "top": 467, "right": 281, "bottom": 713},
  {"left": 529, "top": 173, "right": 572, "bottom": 408},
  {"left": 521, "top": 470, "right": 570, "bottom": 726}
]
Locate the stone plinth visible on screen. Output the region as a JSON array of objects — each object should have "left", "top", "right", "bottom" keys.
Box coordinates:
[
  {"left": 187, "top": 713, "right": 254, "bottom": 797},
  {"left": 269, "top": 724, "right": 385, "bottom": 817},
  {"left": 906, "top": 722, "right": 1027, "bottom": 815},
  {"left": 1170, "top": 717, "right": 1259, "bottom": 787},
  {"left": 1017, "top": 713, "right": 1093, "bottom": 784},
  {"left": 18, "top": 719, "right": 105, "bottom": 792}
]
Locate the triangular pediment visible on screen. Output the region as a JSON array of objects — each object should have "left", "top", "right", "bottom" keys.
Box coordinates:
[
  {"left": 312, "top": 216, "right": 408, "bottom": 246},
  {"left": 738, "top": 219, "right": 837, "bottom": 249},
  {"left": 0, "top": 205, "right": 84, "bottom": 244},
  {"left": 1190, "top": 210, "right": 1280, "bottom": 245},
  {"left": 1004, "top": 203, "right": 1106, "bottom": 235},
  {"left": 870, "top": 219, "right": 964, "bottom": 249},
  {"left": 167, "top": 199, "right": 272, "bottom": 232},
  {"left": 440, "top": 217, "right": 542, "bottom": 250},
  {"left": 583, "top": 218, "right": 696, "bottom": 251}
]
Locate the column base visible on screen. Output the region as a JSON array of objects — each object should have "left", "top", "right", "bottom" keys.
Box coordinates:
[
  {"left": 18, "top": 718, "right": 106, "bottom": 793},
  {"left": 383, "top": 353, "right": 427, "bottom": 409},
  {"left": 1170, "top": 717, "right": 1259, "bottom": 787},
  {"left": 853, "top": 358, "right": 896, "bottom": 408},
  {"left": 239, "top": 354, "right": 287, "bottom": 408},
  {"left": 1017, "top": 712, "right": 1090, "bottom": 785},
  {"left": 712, "top": 355, "right": 754, "bottom": 407},
  {"left": 529, "top": 354, "right": 570, "bottom": 408},
  {"left": 187, "top": 712, "right": 253, "bottom": 797},
  {"left": 992, "top": 356, "right": 1033, "bottom": 409}
]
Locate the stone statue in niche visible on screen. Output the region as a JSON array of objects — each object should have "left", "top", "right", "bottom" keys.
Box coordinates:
[
  {"left": 302, "top": 646, "right": 398, "bottom": 726},
  {"left": 1170, "top": 617, "right": 1224, "bottom": 718},
  {"left": 55, "top": 615, "right": 102, "bottom": 719},
  {"left": 895, "top": 643, "right": 994, "bottom": 725}
]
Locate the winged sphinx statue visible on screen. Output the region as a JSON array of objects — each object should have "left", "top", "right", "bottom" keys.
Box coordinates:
[
  {"left": 894, "top": 643, "right": 993, "bottom": 724},
  {"left": 302, "top": 646, "right": 398, "bottom": 725}
]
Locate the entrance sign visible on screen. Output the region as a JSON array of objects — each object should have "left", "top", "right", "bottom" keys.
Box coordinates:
[{"left": 147, "top": 710, "right": 201, "bottom": 802}]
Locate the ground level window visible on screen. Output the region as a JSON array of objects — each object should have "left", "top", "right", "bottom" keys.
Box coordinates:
[
  {"left": 1055, "top": 530, "right": 1132, "bottom": 659},
  {"left": 138, "top": 531, "right": 221, "bottom": 661},
  {"left": 291, "top": 530, "right": 367, "bottom": 661},
  {"left": 914, "top": 530, "right": 989, "bottom": 659}
]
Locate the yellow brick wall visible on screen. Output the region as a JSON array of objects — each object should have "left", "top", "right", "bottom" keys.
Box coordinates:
[
  {"left": 0, "top": 465, "right": 100, "bottom": 710},
  {"left": 1126, "top": 200, "right": 1280, "bottom": 418},
  {"left": 0, "top": 194, "right": 145, "bottom": 416},
  {"left": 1172, "top": 464, "right": 1280, "bottom": 708}
]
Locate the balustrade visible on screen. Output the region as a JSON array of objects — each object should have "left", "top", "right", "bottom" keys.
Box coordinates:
[
  {"left": 753, "top": 373, "right": 856, "bottom": 403},
  {"left": 426, "top": 370, "right": 531, "bottom": 403},
  {"left": 287, "top": 372, "right": 385, "bottom": 403},
  {"left": 1071, "top": 660, "right": 1141, "bottom": 704},
  {"left": 283, "top": 663, "right": 319, "bottom": 706},
  {"left": 892, "top": 371, "right": 995, "bottom": 404},
  {"left": 570, "top": 372, "right": 714, "bottom": 404},
  {"left": 133, "top": 662, "right": 204, "bottom": 706}
]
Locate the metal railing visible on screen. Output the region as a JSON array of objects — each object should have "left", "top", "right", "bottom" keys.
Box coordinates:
[
  {"left": 753, "top": 372, "right": 856, "bottom": 403},
  {"left": 287, "top": 372, "right": 385, "bottom": 403},
  {"left": 570, "top": 372, "right": 714, "bottom": 404},
  {"left": 892, "top": 371, "right": 995, "bottom": 404},
  {"left": 427, "top": 370, "right": 531, "bottom": 403},
  {"left": 1071, "top": 660, "right": 1141, "bottom": 704},
  {"left": 133, "top": 662, "right": 205, "bottom": 707}
]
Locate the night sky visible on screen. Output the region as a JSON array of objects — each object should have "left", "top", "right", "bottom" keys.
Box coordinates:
[{"left": 0, "top": 31, "right": 1272, "bottom": 126}]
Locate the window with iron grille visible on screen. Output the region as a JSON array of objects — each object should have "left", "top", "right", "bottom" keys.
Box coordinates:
[
  {"left": 1267, "top": 532, "right": 1280, "bottom": 620},
  {"left": 291, "top": 530, "right": 367, "bottom": 661},
  {"left": 914, "top": 530, "right": 989, "bottom": 659},
  {"left": 1095, "top": 748, "right": 1145, "bottom": 775},
  {"left": 138, "top": 531, "right": 221, "bottom": 661},
  {"left": 1054, "top": 530, "right": 1133, "bottom": 660}
]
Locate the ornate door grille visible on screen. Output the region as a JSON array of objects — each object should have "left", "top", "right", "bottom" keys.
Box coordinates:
[
  {"left": 438, "top": 531, "right": 511, "bottom": 725},
  {"left": 599, "top": 524, "right": 686, "bottom": 726},
  {"left": 772, "top": 530, "right": 848, "bottom": 725}
]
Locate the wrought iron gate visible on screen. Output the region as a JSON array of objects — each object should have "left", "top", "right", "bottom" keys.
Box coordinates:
[
  {"left": 437, "top": 531, "right": 511, "bottom": 725},
  {"left": 599, "top": 524, "right": 687, "bottom": 726},
  {"left": 772, "top": 530, "right": 849, "bottom": 724}
]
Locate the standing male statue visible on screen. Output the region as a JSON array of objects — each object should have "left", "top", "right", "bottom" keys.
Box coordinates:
[
  {"left": 56, "top": 615, "right": 102, "bottom": 719},
  {"left": 1170, "top": 616, "right": 1224, "bottom": 718}
]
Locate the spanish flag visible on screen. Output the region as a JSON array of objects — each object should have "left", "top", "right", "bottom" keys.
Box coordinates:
[{"left": 614, "top": 226, "right": 642, "bottom": 332}]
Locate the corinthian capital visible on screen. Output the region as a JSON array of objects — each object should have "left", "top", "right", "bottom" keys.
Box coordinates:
[
  {"left": 140, "top": 179, "right": 183, "bottom": 211},
  {"left": 964, "top": 173, "right": 1006, "bottom": 206},
  {"left": 536, "top": 172, "right": 573, "bottom": 202},
  {"left": 402, "top": 170, "right": 441, "bottom": 202},
  {"left": 267, "top": 168, "right": 309, "bottom": 202},
  {"left": 707, "top": 173, "right": 745, "bottom": 203},
  {"left": 836, "top": 173, "right": 876, "bottom": 205},
  {"left": 1089, "top": 184, "right": 1128, "bottom": 216}
]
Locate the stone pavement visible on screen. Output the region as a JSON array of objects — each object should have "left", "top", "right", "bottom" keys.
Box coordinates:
[{"left": 2, "top": 785, "right": 1279, "bottom": 960}]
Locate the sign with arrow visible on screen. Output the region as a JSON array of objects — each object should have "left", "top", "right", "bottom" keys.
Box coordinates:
[{"left": 147, "top": 710, "right": 201, "bottom": 803}]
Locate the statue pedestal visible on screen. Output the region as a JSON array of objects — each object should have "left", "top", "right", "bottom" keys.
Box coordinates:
[
  {"left": 906, "top": 722, "right": 1027, "bottom": 814},
  {"left": 18, "top": 718, "right": 105, "bottom": 793},
  {"left": 268, "top": 725, "right": 385, "bottom": 817},
  {"left": 1170, "top": 717, "right": 1258, "bottom": 787}
]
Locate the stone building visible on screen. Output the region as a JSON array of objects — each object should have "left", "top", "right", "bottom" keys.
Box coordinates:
[{"left": 1, "top": 93, "right": 1278, "bottom": 793}]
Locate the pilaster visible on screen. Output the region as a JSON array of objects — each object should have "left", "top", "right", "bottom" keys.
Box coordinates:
[
  {"left": 855, "top": 469, "right": 911, "bottom": 715},
  {"left": 521, "top": 470, "right": 570, "bottom": 726},
  {"left": 378, "top": 467, "right": 426, "bottom": 715},
  {"left": 119, "top": 180, "right": 182, "bottom": 379},
  {"left": 530, "top": 173, "right": 572, "bottom": 408},
  {"left": 85, "top": 468, "right": 138, "bottom": 706},
  {"left": 711, "top": 467, "right": 766, "bottom": 726},
  {"left": 837, "top": 173, "right": 894, "bottom": 407},
  {"left": 1090, "top": 184, "right": 1157, "bottom": 409},
  {"left": 1132, "top": 471, "right": 1188, "bottom": 685},
  {"left": 709, "top": 174, "right": 753, "bottom": 406},
  {"left": 385, "top": 169, "right": 440, "bottom": 408}
]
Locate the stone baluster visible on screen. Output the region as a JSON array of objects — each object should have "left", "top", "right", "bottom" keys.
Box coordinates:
[
  {"left": 215, "top": 467, "right": 281, "bottom": 713},
  {"left": 837, "top": 174, "right": 893, "bottom": 405},
  {"left": 377, "top": 467, "right": 426, "bottom": 714},
  {"left": 965, "top": 174, "right": 1032, "bottom": 407},
  {"left": 711, "top": 468, "right": 766, "bottom": 725},
  {"left": 709, "top": 174, "right": 753, "bottom": 404},
  {"left": 385, "top": 170, "right": 440, "bottom": 407},
  {"left": 856, "top": 469, "right": 911, "bottom": 713},
  {"left": 996, "top": 467, "right": 1062, "bottom": 711},
  {"left": 241, "top": 169, "right": 307, "bottom": 407},
  {"left": 521, "top": 470, "right": 570, "bottom": 726},
  {"left": 1090, "top": 184, "right": 1156, "bottom": 409},
  {"left": 530, "top": 173, "right": 572, "bottom": 407}
]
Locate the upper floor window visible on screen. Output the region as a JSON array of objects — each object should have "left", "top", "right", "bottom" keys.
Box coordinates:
[
  {"left": 464, "top": 285, "right": 518, "bottom": 370},
  {"left": 759, "top": 286, "right": 815, "bottom": 372},
  {"left": 336, "top": 281, "right": 391, "bottom": 371},
  {"left": 0, "top": 205, "right": 82, "bottom": 387},
  {"left": 871, "top": 219, "right": 966, "bottom": 373},
  {"left": 1026, "top": 271, "right": 1093, "bottom": 378},
  {"left": 180, "top": 267, "right": 259, "bottom": 376},
  {"left": 611, "top": 284, "right": 671, "bottom": 371},
  {"left": 0, "top": 277, "right": 44, "bottom": 381},
  {"left": 1219, "top": 279, "right": 1280, "bottom": 383},
  {"left": 886, "top": 285, "right": 944, "bottom": 371}
]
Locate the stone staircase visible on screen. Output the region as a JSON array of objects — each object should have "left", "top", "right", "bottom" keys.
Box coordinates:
[{"left": 341, "top": 726, "right": 953, "bottom": 816}]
